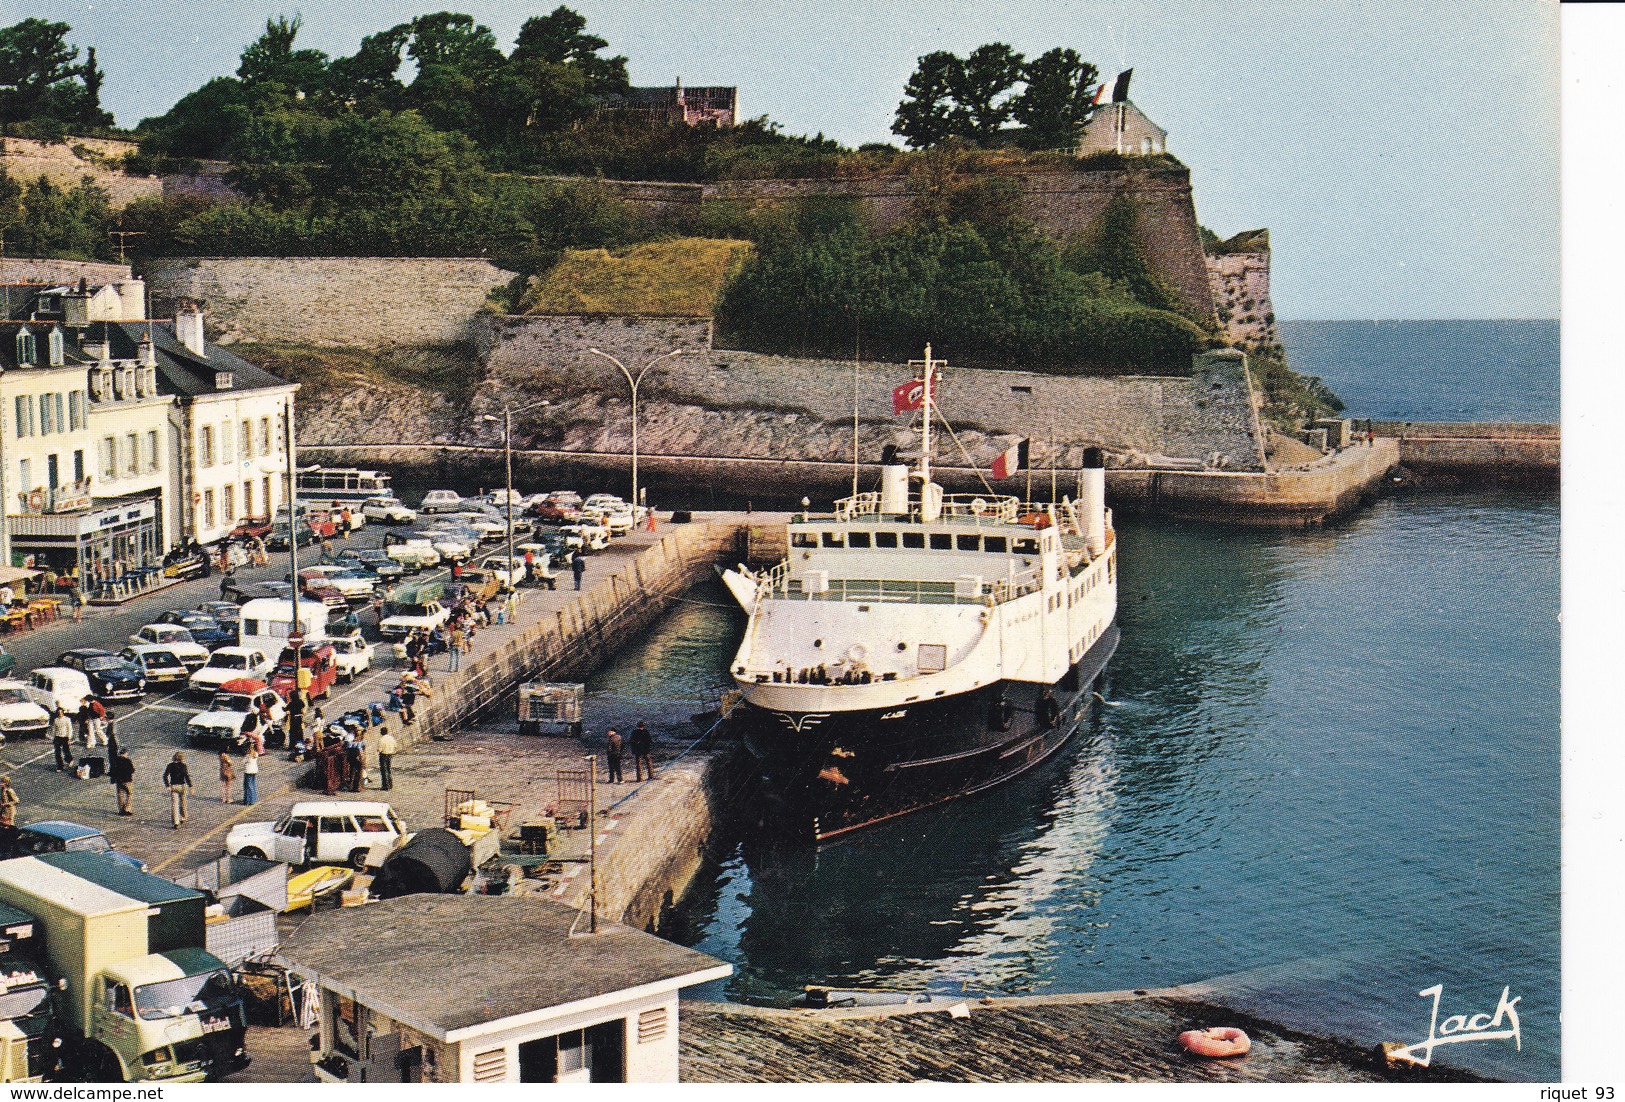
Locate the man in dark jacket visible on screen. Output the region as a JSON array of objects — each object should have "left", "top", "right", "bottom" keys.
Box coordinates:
[
  {"left": 571, "top": 551, "right": 586, "bottom": 590},
  {"left": 110, "top": 748, "right": 135, "bottom": 815},
  {"left": 630, "top": 721, "right": 654, "bottom": 782},
  {"left": 162, "top": 752, "right": 192, "bottom": 828}
]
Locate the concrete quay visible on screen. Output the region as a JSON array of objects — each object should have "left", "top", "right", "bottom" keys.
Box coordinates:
[{"left": 1371, "top": 421, "right": 1559, "bottom": 484}]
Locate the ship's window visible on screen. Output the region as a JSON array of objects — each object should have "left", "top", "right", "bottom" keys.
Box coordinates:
[
  {"left": 956, "top": 535, "right": 980, "bottom": 551},
  {"left": 1013, "top": 537, "right": 1040, "bottom": 555},
  {"left": 791, "top": 532, "right": 818, "bottom": 548},
  {"left": 902, "top": 533, "right": 925, "bottom": 549},
  {"left": 822, "top": 531, "right": 845, "bottom": 548},
  {"left": 848, "top": 532, "right": 871, "bottom": 549},
  {"left": 929, "top": 533, "right": 952, "bottom": 550},
  {"left": 917, "top": 644, "right": 947, "bottom": 673},
  {"left": 875, "top": 532, "right": 898, "bottom": 548},
  {"left": 983, "top": 536, "right": 1008, "bottom": 553}
]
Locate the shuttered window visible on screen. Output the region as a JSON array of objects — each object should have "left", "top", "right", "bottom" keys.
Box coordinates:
[
  {"left": 638, "top": 1007, "right": 669, "bottom": 1044},
  {"left": 472, "top": 1048, "right": 507, "bottom": 1082}
]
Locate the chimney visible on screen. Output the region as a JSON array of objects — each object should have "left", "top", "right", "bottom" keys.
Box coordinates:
[
  {"left": 175, "top": 303, "right": 205, "bottom": 356},
  {"left": 138, "top": 336, "right": 156, "bottom": 368},
  {"left": 113, "top": 279, "right": 146, "bottom": 321}
]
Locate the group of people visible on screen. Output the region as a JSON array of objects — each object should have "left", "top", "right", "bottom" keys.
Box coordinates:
[
  {"left": 603, "top": 720, "right": 657, "bottom": 784},
  {"left": 50, "top": 697, "right": 114, "bottom": 772}
]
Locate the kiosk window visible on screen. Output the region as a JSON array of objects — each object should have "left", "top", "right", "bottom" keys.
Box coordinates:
[
  {"left": 848, "top": 532, "right": 871, "bottom": 549},
  {"left": 957, "top": 535, "right": 980, "bottom": 551}
]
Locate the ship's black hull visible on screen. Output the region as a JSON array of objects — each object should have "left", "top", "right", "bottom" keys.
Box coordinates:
[{"left": 735, "top": 624, "right": 1119, "bottom": 842}]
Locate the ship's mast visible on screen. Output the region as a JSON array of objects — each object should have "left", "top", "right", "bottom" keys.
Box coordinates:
[{"left": 919, "top": 344, "right": 933, "bottom": 488}]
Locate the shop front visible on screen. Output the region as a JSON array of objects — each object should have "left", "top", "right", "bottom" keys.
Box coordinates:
[{"left": 8, "top": 494, "right": 163, "bottom": 583}]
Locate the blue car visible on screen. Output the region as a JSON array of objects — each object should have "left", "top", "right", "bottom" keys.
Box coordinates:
[
  {"left": 55, "top": 648, "right": 146, "bottom": 701},
  {"left": 10, "top": 821, "right": 147, "bottom": 871},
  {"left": 155, "top": 610, "right": 236, "bottom": 649}
]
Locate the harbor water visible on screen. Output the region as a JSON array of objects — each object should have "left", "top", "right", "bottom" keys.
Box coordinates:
[{"left": 613, "top": 320, "right": 1558, "bottom": 1081}]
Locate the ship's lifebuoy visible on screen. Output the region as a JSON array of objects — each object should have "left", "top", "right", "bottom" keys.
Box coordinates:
[
  {"left": 1179, "top": 1028, "right": 1251, "bottom": 1058},
  {"left": 847, "top": 643, "right": 867, "bottom": 665},
  {"left": 193, "top": 491, "right": 202, "bottom": 505},
  {"left": 26, "top": 490, "right": 44, "bottom": 512}
]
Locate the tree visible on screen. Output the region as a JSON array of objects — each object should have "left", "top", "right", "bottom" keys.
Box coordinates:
[
  {"left": 1014, "top": 48, "right": 1099, "bottom": 149},
  {"left": 237, "top": 15, "right": 330, "bottom": 101},
  {"left": 892, "top": 51, "right": 963, "bottom": 148},
  {"left": 0, "top": 18, "right": 112, "bottom": 132},
  {"left": 510, "top": 6, "right": 628, "bottom": 96},
  {"left": 952, "top": 44, "right": 1024, "bottom": 139}
]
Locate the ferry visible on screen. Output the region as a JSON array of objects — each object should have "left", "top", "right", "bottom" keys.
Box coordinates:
[
  {"left": 721, "top": 348, "right": 1119, "bottom": 841},
  {"left": 295, "top": 466, "right": 394, "bottom": 505}
]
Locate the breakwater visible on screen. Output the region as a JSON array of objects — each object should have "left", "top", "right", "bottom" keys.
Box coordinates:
[{"left": 1372, "top": 421, "right": 1558, "bottom": 484}]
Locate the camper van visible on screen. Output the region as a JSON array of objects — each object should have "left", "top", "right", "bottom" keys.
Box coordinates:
[{"left": 237, "top": 597, "right": 329, "bottom": 656}]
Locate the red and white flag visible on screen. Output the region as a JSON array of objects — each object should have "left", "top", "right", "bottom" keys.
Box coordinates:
[
  {"left": 992, "top": 439, "right": 1029, "bottom": 480},
  {"left": 892, "top": 378, "right": 926, "bottom": 415}
]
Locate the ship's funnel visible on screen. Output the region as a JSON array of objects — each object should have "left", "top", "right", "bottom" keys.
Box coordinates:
[
  {"left": 1081, "top": 446, "right": 1106, "bottom": 556},
  {"left": 880, "top": 465, "right": 909, "bottom": 515}
]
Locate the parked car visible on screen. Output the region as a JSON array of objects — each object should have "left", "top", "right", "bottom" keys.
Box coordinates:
[
  {"left": 197, "top": 600, "right": 244, "bottom": 627},
  {"left": 382, "top": 535, "right": 441, "bottom": 571},
  {"left": 27, "top": 667, "right": 96, "bottom": 714},
  {"left": 230, "top": 517, "right": 275, "bottom": 541},
  {"left": 380, "top": 600, "right": 450, "bottom": 640},
  {"left": 297, "top": 577, "right": 349, "bottom": 609},
  {"left": 328, "top": 636, "right": 373, "bottom": 682},
  {"left": 0, "top": 645, "right": 13, "bottom": 679},
  {"left": 447, "top": 512, "right": 506, "bottom": 542},
  {"left": 362, "top": 497, "right": 417, "bottom": 524},
  {"left": 584, "top": 506, "right": 635, "bottom": 537},
  {"left": 161, "top": 544, "right": 211, "bottom": 579},
  {"left": 532, "top": 499, "right": 582, "bottom": 523},
  {"left": 155, "top": 609, "right": 235, "bottom": 649},
  {"left": 10, "top": 821, "right": 147, "bottom": 870},
  {"left": 119, "top": 645, "right": 191, "bottom": 686},
  {"left": 419, "top": 490, "right": 464, "bottom": 514},
  {"left": 188, "top": 678, "right": 285, "bottom": 751},
  {"left": 299, "top": 566, "right": 375, "bottom": 601},
  {"left": 269, "top": 642, "right": 338, "bottom": 701},
  {"left": 225, "top": 800, "right": 408, "bottom": 868},
  {"left": 334, "top": 548, "right": 407, "bottom": 582},
  {"left": 54, "top": 648, "right": 145, "bottom": 701},
  {"left": 127, "top": 625, "right": 210, "bottom": 671},
  {"left": 265, "top": 524, "right": 317, "bottom": 552},
  {"left": 414, "top": 529, "right": 474, "bottom": 562},
  {"left": 454, "top": 568, "right": 503, "bottom": 604},
  {"left": 187, "top": 646, "right": 274, "bottom": 699},
  {"left": 0, "top": 679, "right": 54, "bottom": 740},
  {"left": 561, "top": 522, "right": 610, "bottom": 552}
]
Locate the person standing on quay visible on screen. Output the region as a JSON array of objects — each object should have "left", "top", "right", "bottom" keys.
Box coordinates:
[
  {"left": 377, "top": 728, "right": 397, "bottom": 791},
  {"left": 448, "top": 624, "right": 464, "bottom": 672},
  {"left": 51, "top": 706, "right": 73, "bottom": 771},
  {"left": 0, "top": 777, "right": 17, "bottom": 821},
  {"left": 571, "top": 551, "right": 586, "bottom": 591},
  {"left": 218, "top": 752, "right": 235, "bottom": 804},
  {"left": 605, "top": 728, "right": 624, "bottom": 784},
  {"left": 110, "top": 748, "right": 134, "bottom": 815},
  {"left": 163, "top": 752, "right": 192, "bottom": 828},
  {"left": 242, "top": 746, "right": 260, "bottom": 806},
  {"left": 630, "top": 721, "right": 654, "bottom": 782}
]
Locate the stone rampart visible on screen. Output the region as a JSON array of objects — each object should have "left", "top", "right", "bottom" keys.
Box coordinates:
[
  {"left": 1207, "top": 250, "right": 1276, "bottom": 352},
  {"left": 0, "top": 257, "right": 132, "bottom": 285},
  {"left": 141, "top": 256, "right": 517, "bottom": 346},
  {"left": 0, "top": 136, "right": 161, "bottom": 209}
]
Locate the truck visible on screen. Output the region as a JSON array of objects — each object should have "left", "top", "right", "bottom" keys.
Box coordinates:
[
  {"left": 0, "top": 854, "right": 251, "bottom": 1083},
  {"left": 0, "top": 902, "right": 66, "bottom": 1082}
]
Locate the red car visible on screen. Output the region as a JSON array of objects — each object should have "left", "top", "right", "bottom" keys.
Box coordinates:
[
  {"left": 531, "top": 501, "right": 581, "bottom": 522},
  {"left": 231, "top": 516, "right": 274, "bottom": 540},
  {"left": 269, "top": 642, "right": 337, "bottom": 701},
  {"left": 297, "top": 575, "right": 347, "bottom": 608}
]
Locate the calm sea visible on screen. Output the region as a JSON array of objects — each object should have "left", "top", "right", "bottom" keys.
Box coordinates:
[{"left": 590, "top": 321, "right": 1561, "bottom": 1081}]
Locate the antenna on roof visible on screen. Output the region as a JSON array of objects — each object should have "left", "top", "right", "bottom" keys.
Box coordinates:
[{"left": 107, "top": 230, "right": 146, "bottom": 264}]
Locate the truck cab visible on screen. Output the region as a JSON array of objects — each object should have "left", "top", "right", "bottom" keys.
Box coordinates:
[
  {"left": 0, "top": 903, "right": 63, "bottom": 1083},
  {"left": 92, "top": 949, "right": 247, "bottom": 1082}
]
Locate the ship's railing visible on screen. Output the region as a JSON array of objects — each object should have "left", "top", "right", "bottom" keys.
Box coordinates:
[
  {"left": 760, "top": 565, "right": 1045, "bottom": 605},
  {"left": 831, "top": 492, "right": 1025, "bottom": 523}
]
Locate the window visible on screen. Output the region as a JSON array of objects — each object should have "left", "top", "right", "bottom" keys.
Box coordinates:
[
  {"left": 17, "top": 460, "right": 29, "bottom": 493},
  {"left": 147, "top": 430, "right": 160, "bottom": 471},
  {"left": 244, "top": 481, "right": 254, "bottom": 518},
  {"left": 73, "top": 450, "right": 84, "bottom": 482},
  {"left": 125, "top": 433, "right": 138, "bottom": 476},
  {"left": 874, "top": 531, "right": 898, "bottom": 549},
  {"left": 318, "top": 816, "right": 350, "bottom": 835},
  {"left": 847, "top": 532, "right": 871, "bottom": 549},
  {"left": 956, "top": 535, "right": 980, "bottom": 551},
  {"left": 241, "top": 420, "right": 253, "bottom": 459},
  {"left": 902, "top": 532, "right": 925, "bottom": 549},
  {"left": 100, "top": 437, "right": 116, "bottom": 480},
  {"left": 929, "top": 533, "right": 952, "bottom": 550},
  {"left": 14, "top": 330, "right": 35, "bottom": 365},
  {"left": 263, "top": 477, "right": 273, "bottom": 513},
  {"left": 200, "top": 426, "right": 214, "bottom": 467},
  {"left": 221, "top": 422, "right": 234, "bottom": 463},
  {"left": 202, "top": 489, "right": 215, "bottom": 529},
  {"left": 357, "top": 815, "right": 390, "bottom": 833},
  {"left": 53, "top": 393, "right": 64, "bottom": 434},
  {"left": 39, "top": 394, "right": 53, "bottom": 435},
  {"left": 68, "top": 390, "right": 83, "bottom": 430},
  {"left": 47, "top": 328, "right": 64, "bottom": 366},
  {"left": 984, "top": 536, "right": 1008, "bottom": 554},
  {"left": 790, "top": 532, "right": 818, "bottom": 549},
  {"left": 274, "top": 414, "right": 285, "bottom": 453},
  {"left": 13, "top": 396, "right": 29, "bottom": 438},
  {"left": 259, "top": 417, "right": 271, "bottom": 454},
  {"left": 223, "top": 484, "right": 235, "bottom": 522},
  {"left": 46, "top": 454, "right": 57, "bottom": 489},
  {"left": 821, "top": 532, "right": 845, "bottom": 548}
]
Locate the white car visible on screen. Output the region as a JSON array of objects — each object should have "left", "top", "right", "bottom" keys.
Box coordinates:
[
  {"left": 562, "top": 523, "right": 610, "bottom": 551},
  {"left": 482, "top": 490, "right": 526, "bottom": 510},
  {"left": 127, "top": 625, "right": 211, "bottom": 671},
  {"left": 0, "top": 679, "right": 54, "bottom": 740},
  {"left": 447, "top": 512, "right": 507, "bottom": 541},
  {"left": 380, "top": 600, "right": 450, "bottom": 640},
  {"left": 362, "top": 497, "right": 417, "bottom": 524},
  {"left": 584, "top": 506, "right": 635, "bottom": 536},
  {"left": 385, "top": 537, "right": 441, "bottom": 571},
  {"left": 329, "top": 636, "right": 373, "bottom": 682},
  {"left": 582, "top": 494, "right": 626, "bottom": 510},
  {"left": 120, "top": 645, "right": 191, "bottom": 685},
  {"left": 187, "top": 647, "right": 273, "bottom": 699},
  {"left": 27, "top": 668, "right": 95, "bottom": 714},
  {"left": 188, "top": 683, "right": 285, "bottom": 751},
  {"left": 301, "top": 565, "right": 377, "bottom": 599},
  {"left": 419, "top": 490, "right": 464, "bottom": 514},
  {"left": 226, "top": 800, "right": 409, "bottom": 868},
  {"left": 416, "top": 529, "right": 475, "bottom": 561}
]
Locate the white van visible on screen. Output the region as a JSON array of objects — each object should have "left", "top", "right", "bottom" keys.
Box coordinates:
[
  {"left": 27, "top": 668, "right": 94, "bottom": 714},
  {"left": 237, "top": 597, "right": 329, "bottom": 657}
]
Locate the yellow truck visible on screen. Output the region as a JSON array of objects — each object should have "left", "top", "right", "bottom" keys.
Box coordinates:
[{"left": 0, "top": 854, "right": 250, "bottom": 1083}]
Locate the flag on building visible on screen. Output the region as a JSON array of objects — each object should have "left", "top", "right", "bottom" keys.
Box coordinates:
[
  {"left": 1111, "top": 68, "right": 1133, "bottom": 103},
  {"left": 991, "top": 439, "right": 1029, "bottom": 480},
  {"left": 1092, "top": 80, "right": 1110, "bottom": 105},
  {"left": 892, "top": 378, "right": 926, "bottom": 415}
]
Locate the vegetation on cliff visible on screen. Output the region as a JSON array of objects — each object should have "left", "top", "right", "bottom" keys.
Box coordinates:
[{"left": 517, "top": 238, "right": 753, "bottom": 317}]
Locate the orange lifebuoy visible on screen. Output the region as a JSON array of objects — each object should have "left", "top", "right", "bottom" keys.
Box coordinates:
[
  {"left": 1179, "top": 1028, "right": 1251, "bottom": 1058},
  {"left": 26, "top": 490, "right": 45, "bottom": 512}
]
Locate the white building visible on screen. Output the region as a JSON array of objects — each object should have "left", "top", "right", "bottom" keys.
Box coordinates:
[
  {"left": 1074, "top": 100, "right": 1167, "bottom": 156},
  {"left": 277, "top": 895, "right": 731, "bottom": 1084},
  {"left": 0, "top": 279, "right": 296, "bottom": 576}
]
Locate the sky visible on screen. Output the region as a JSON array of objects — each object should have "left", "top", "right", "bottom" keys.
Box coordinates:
[{"left": 8, "top": 0, "right": 1559, "bottom": 319}]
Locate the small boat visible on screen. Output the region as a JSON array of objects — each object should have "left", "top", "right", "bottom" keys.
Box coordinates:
[
  {"left": 283, "top": 865, "right": 354, "bottom": 912},
  {"left": 799, "top": 986, "right": 942, "bottom": 1009}
]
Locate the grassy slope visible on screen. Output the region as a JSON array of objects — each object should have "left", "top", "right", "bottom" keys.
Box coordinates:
[{"left": 519, "top": 237, "right": 753, "bottom": 316}]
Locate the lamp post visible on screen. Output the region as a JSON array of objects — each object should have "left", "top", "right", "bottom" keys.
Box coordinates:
[
  {"left": 481, "top": 398, "right": 550, "bottom": 585},
  {"left": 586, "top": 347, "right": 685, "bottom": 514}
]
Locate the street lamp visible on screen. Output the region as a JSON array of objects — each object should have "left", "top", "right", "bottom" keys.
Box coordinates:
[
  {"left": 586, "top": 347, "right": 685, "bottom": 514},
  {"left": 481, "top": 398, "right": 550, "bottom": 584}
]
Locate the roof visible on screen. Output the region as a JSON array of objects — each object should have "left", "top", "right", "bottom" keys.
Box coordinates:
[
  {"left": 106, "top": 320, "right": 293, "bottom": 399},
  {"left": 277, "top": 895, "right": 731, "bottom": 1040},
  {"left": 17, "top": 820, "right": 99, "bottom": 841},
  {"left": 38, "top": 852, "right": 200, "bottom": 905},
  {"left": 0, "top": 856, "right": 146, "bottom": 917}
]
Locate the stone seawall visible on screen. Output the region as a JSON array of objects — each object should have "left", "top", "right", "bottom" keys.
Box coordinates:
[
  {"left": 142, "top": 256, "right": 517, "bottom": 346},
  {"left": 1371, "top": 422, "right": 1559, "bottom": 482}
]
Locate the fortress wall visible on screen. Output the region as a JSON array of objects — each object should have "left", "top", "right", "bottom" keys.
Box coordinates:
[{"left": 1, "top": 136, "right": 161, "bottom": 209}]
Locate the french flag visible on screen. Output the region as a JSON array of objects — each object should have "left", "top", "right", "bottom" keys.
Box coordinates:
[{"left": 992, "top": 438, "right": 1029, "bottom": 480}]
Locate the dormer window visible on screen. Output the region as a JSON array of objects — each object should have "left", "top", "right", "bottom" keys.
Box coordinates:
[
  {"left": 90, "top": 368, "right": 111, "bottom": 402},
  {"left": 214, "top": 371, "right": 234, "bottom": 391},
  {"left": 47, "top": 328, "right": 64, "bottom": 366},
  {"left": 137, "top": 366, "right": 156, "bottom": 397},
  {"left": 14, "top": 330, "right": 36, "bottom": 366}
]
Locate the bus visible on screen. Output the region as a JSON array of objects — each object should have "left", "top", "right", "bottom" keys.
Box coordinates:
[{"left": 295, "top": 466, "right": 393, "bottom": 505}]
